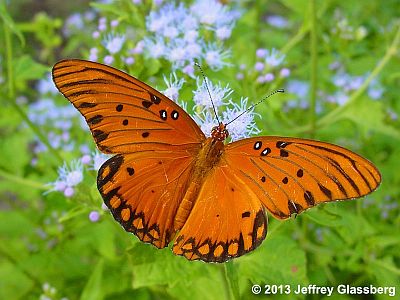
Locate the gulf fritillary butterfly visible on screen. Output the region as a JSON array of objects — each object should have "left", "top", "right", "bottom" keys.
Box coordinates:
[{"left": 52, "top": 59, "right": 381, "bottom": 263}]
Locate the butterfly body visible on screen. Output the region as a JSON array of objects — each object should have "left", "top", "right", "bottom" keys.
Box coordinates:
[
  {"left": 174, "top": 137, "right": 225, "bottom": 230},
  {"left": 53, "top": 59, "right": 381, "bottom": 263}
]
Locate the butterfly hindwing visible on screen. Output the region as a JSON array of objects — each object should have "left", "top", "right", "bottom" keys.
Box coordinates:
[
  {"left": 225, "top": 136, "right": 381, "bottom": 219},
  {"left": 173, "top": 165, "right": 267, "bottom": 262},
  {"left": 98, "top": 150, "right": 198, "bottom": 248},
  {"left": 52, "top": 59, "right": 205, "bottom": 154}
]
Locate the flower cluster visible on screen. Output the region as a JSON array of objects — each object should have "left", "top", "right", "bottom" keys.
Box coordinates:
[
  {"left": 86, "top": 0, "right": 239, "bottom": 74},
  {"left": 48, "top": 150, "right": 110, "bottom": 198},
  {"left": 141, "top": 1, "right": 239, "bottom": 73},
  {"left": 89, "top": 16, "right": 133, "bottom": 65},
  {"left": 39, "top": 282, "right": 69, "bottom": 300},
  {"left": 162, "top": 73, "right": 260, "bottom": 141},
  {"left": 326, "top": 62, "right": 384, "bottom": 105},
  {"left": 27, "top": 73, "right": 91, "bottom": 165},
  {"left": 331, "top": 11, "right": 368, "bottom": 41},
  {"left": 284, "top": 61, "right": 385, "bottom": 112},
  {"left": 236, "top": 48, "right": 290, "bottom": 85},
  {"left": 284, "top": 79, "right": 311, "bottom": 111}
]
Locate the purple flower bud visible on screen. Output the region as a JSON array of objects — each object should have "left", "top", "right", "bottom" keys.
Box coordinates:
[
  {"left": 254, "top": 62, "right": 265, "bottom": 72},
  {"left": 280, "top": 68, "right": 290, "bottom": 77},
  {"left": 81, "top": 154, "right": 91, "bottom": 165},
  {"left": 89, "top": 211, "right": 100, "bottom": 222},
  {"left": 264, "top": 73, "right": 275, "bottom": 82},
  {"left": 64, "top": 187, "right": 74, "bottom": 198},
  {"left": 256, "top": 48, "right": 267, "bottom": 58}
]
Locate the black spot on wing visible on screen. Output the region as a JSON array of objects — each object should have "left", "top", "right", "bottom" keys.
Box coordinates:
[
  {"left": 126, "top": 167, "right": 135, "bottom": 176},
  {"left": 254, "top": 141, "right": 262, "bottom": 150},
  {"left": 87, "top": 115, "right": 103, "bottom": 125},
  {"left": 304, "top": 190, "right": 315, "bottom": 206},
  {"left": 318, "top": 183, "right": 332, "bottom": 200},
  {"left": 261, "top": 147, "right": 271, "bottom": 156},
  {"left": 150, "top": 93, "right": 161, "bottom": 104},
  {"left": 276, "top": 141, "right": 291, "bottom": 148},
  {"left": 78, "top": 102, "right": 97, "bottom": 108},
  {"left": 116, "top": 104, "right": 123, "bottom": 112},
  {"left": 280, "top": 149, "right": 289, "bottom": 157},
  {"left": 242, "top": 211, "right": 251, "bottom": 218},
  {"left": 159, "top": 110, "right": 167, "bottom": 121},
  {"left": 142, "top": 101, "right": 153, "bottom": 109},
  {"left": 93, "top": 130, "right": 109, "bottom": 143}
]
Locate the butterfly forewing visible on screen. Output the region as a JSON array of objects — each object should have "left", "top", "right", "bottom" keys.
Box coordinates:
[
  {"left": 225, "top": 137, "right": 381, "bottom": 219},
  {"left": 52, "top": 59, "right": 205, "bottom": 154}
]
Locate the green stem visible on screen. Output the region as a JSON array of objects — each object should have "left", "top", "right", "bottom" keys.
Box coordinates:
[
  {"left": 3, "top": 21, "right": 64, "bottom": 164},
  {"left": 220, "top": 264, "right": 233, "bottom": 300},
  {"left": 309, "top": 0, "right": 318, "bottom": 137},
  {"left": 0, "top": 168, "right": 47, "bottom": 190},
  {"left": 281, "top": 2, "right": 329, "bottom": 55}
]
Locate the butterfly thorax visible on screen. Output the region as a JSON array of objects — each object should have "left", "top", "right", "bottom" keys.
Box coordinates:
[
  {"left": 173, "top": 137, "right": 225, "bottom": 230},
  {"left": 211, "top": 122, "right": 229, "bottom": 142}
]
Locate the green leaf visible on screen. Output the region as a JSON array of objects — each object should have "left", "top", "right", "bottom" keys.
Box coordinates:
[
  {"left": 14, "top": 55, "right": 48, "bottom": 83},
  {"left": 238, "top": 235, "right": 307, "bottom": 289},
  {"left": 128, "top": 243, "right": 226, "bottom": 300},
  {"left": 80, "top": 258, "right": 105, "bottom": 300},
  {"left": 281, "top": 0, "right": 310, "bottom": 16},
  {"left": 304, "top": 205, "right": 343, "bottom": 227},
  {"left": 340, "top": 99, "right": 400, "bottom": 139},
  {"left": 0, "top": 261, "right": 33, "bottom": 299}
]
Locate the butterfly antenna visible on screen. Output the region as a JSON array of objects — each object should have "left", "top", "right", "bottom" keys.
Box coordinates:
[
  {"left": 226, "top": 89, "right": 284, "bottom": 126},
  {"left": 195, "top": 62, "right": 221, "bottom": 124}
]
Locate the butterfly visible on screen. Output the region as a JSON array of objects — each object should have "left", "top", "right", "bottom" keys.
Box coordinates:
[{"left": 52, "top": 59, "right": 381, "bottom": 263}]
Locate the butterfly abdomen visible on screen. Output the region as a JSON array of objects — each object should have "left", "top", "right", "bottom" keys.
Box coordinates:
[{"left": 174, "top": 138, "right": 225, "bottom": 230}]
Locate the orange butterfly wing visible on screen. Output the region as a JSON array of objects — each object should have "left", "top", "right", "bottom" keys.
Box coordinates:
[
  {"left": 224, "top": 136, "right": 381, "bottom": 219},
  {"left": 97, "top": 151, "right": 196, "bottom": 248},
  {"left": 173, "top": 164, "right": 267, "bottom": 262},
  {"left": 52, "top": 59, "right": 205, "bottom": 249},
  {"left": 52, "top": 59, "right": 205, "bottom": 154}
]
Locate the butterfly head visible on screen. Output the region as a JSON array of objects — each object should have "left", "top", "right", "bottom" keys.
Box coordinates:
[{"left": 211, "top": 122, "right": 229, "bottom": 142}]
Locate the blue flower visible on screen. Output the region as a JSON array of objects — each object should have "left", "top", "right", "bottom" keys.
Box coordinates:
[
  {"left": 37, "top": 73, "right": 58, "bottom": 95},
  {"left": 103, "top": 34, "right": 126, "bottom": 54},
  {"left": 264, "top": 48, "right": 285, "bottom": 67},
  {"left": 48, "top": 160, "right": 84, "bottom": 198},
  {"left": 203, "top": 43, "right": 231, "bottom": 70},
  {"left": 222, "top": 98, "right": 261, "bottom": 141},
  {"left": 193, "top": 78, "right": 233, "bottom": 108},
  {"left": 266, "top": 15, "right": 289, "bottom": 29},
  {"left": 193, "top": 109, "right": 216, "bottom": 137},
  {"left": 162, "top": 72, "right": 185, "bottom": 101},
  {"left": 90, "top": 150, "right": 111, "bottom": 171}
]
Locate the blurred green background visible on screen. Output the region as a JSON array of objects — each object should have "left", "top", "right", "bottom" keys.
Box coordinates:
[{"left": 0, "top": 0, "right": 399, "bottom": 299}]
